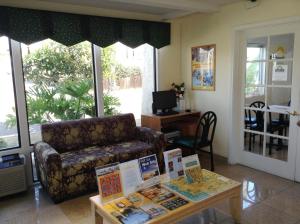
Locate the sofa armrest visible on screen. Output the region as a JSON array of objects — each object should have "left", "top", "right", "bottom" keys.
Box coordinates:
[
  {"left": 34, "top": 142, "right": 63, "bottom": 203},
  {"left": 135, "top": 127, "right": 166, "bottom": 171}
]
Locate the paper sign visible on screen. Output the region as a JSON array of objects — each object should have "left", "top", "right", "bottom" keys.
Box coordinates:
[{"left": 272, "top": 64, "right": 288, "bottom": 81}]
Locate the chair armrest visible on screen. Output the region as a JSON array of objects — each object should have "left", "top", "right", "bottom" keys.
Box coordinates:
[
  {"left": 135, "top": 127, "right": 166, "bottom": 171},
  {"left": 34, "top": 142, "right": 63, "bottom": 203}
]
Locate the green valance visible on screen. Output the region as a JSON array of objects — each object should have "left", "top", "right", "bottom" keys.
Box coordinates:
[{"left": 0, "top": 6, "right": 170, "bottom": 49}]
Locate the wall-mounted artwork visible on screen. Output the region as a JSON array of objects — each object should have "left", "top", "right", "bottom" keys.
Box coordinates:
[{"left": 191, "top": 44, "right": 216, "bottom": 91}]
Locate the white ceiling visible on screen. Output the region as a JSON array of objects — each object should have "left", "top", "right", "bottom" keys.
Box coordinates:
[{"left": 38, "top": 0, "right": 242, "bottom": 20}]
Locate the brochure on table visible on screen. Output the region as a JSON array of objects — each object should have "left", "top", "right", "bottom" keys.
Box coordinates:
[
  {"left": 119, "top": 159, "right": 143, "bottom": 196},
  {"left": 96, "top": 154, "right": 160, "bottom": 204},
  {"left": 96, "top": 163, "right": 124, "bottom": 204},
  {"left": 96, "top": 151, "right": 241, "bottom": 224},
  {"left": 182, "top": 154, "right": 202, "bottom": 184},
  {"left": 103, "top": 185, "right": 189, "bottom": 224},
  {"left": 163, "top": 148, "right": 184, "bottom": 181},
  {"left": 138, "top": 154, "right": 160, "bottom": 188}
]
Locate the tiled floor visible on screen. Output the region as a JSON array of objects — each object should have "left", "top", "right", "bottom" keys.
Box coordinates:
[{"left": 1, "top": 155, "right": 300, "bottom": 224}]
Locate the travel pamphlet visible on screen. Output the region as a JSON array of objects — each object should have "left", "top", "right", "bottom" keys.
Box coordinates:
[
  {"left": 182, "top": 154, "right": 203, "bottom": 184},
  {"left": 103, "top": 191, "right": 169, "bottom": 224},
  {"left": 160, "top": 196, "right": 189, "bottom": 211},
  {"left": 163, "top": 148, "right": 184, "bottom": 181},
  {"left": 138, "top": 154, "right": 160, "bottom": 186},
  {"left": 138, "top": 184, "right": 175, "bottom": 203},
  {"left": 103, "top": 183, "right": 190, "bottom": 224},
  {"left": 103, "top": 197, "right": 151, "bottom": 224},
  {"left": 127, "top": 193, "right": 167, "bottom": 219},
  {"left": 119, "top": 159, "right": 143, "bottom": 196},
  {"left": 95, "top": 163, "right": 124, "bottom": 204}
]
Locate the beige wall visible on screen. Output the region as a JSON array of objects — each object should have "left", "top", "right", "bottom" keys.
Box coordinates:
[
  {"left": 159, "top": 0, "right": 300, "bottom": 157},
  {"left": 157, "top": 22, "right": 182, "bottom": 90}
]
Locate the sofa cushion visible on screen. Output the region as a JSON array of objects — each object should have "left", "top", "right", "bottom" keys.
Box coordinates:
[
  {"left": 107, "top": 113, "right": 137, "bottom": 143},
  {"left": 103, "top": 140, "right": 155, "bottom": 162},
  {"left": 61, "top": 146, "right": 116, "bottom": 177}
]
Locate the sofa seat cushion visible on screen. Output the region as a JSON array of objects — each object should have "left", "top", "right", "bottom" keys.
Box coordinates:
[
  {"left": 61, "top": 146, "right": 116, "bottom": 177},
  {"left": 103, "top": 140, "right": 154, "bottom": 162}
]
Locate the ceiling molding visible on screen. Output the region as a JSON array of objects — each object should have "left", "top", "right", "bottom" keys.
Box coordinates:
[{"left": 106, "top": 0, "right": 220, "bottom": 12}]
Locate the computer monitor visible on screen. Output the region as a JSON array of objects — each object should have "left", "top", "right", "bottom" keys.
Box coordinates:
[{"left": 152, "top": 90, "right": 177, "bottom": 114}]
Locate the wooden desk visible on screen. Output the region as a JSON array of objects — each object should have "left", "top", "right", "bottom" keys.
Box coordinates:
[
  {"left": 90, "top": 170, "right": 242, "bottom": 224},
  {"left": 141, "top": 111, "right": 201, "bottom": 136}
]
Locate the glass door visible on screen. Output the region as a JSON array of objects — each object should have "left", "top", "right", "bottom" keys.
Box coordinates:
[{"left": 240, "top": 22, "right": 300, "bottom": 180}]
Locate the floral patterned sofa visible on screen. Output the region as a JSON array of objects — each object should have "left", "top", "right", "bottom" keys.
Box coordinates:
[{"left": 34, "top": 113, "right": 165, "bottom": 203}]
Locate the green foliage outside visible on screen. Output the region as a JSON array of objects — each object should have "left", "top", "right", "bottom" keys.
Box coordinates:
[
  {"left": 115, "top": 64, "right": 142, "bottom": 79},
  {"left": 5, "top": 40, "right": 120, "bottom": 128},
  {"left": 245, "top": 63, "right": 259, "bottom": 96},
  {"left": 0, "top": 138, "right": 7, "bottom": 149}
]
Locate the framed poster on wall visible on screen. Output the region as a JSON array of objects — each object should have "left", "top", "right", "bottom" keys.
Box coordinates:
[{"left": 191, "top": 44, "right": 216, "bottom": 91}]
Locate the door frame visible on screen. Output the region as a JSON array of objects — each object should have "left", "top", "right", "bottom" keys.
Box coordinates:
[{"left": 229, "top": 17, "right": 300, "bottom": 180}]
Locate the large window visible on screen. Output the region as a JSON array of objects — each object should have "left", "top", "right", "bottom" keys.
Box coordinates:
[
  {"left": 102, "top": 43, "right": 154, "bottom": 124},
  {"left": 21, "top": 40, "right": 96, "bottom": 144},
  {"left": 0, "top": 38, "right": 155, "bottom": 155},
  {"left": 0, "top": 37, "right": 20, "bottom": 150}
]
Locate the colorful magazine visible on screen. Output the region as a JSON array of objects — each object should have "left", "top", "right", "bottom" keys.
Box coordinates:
[
  {"left": 103, "top": 197, "right": 151, "bottom": 224},
  {"left": 138, "top": 184, "right": 175, "bottom": 203},
  {"left": 182, "top": 154, "right": 202, "bottom": 184},
  {"left": 160, "top": 196, "right": 189, "bottom": 211},
  {"left": 163, "top": 148, "right": 184, "bottom": 180},
  {"left": 127, "top": 193, "right": 167, "bottom": 219},
  {"left": 138, "top": 154, "right": 160, "bottom": 182},
  {"left": 96, "top": 163, "right": 124, "bottom": 204}
]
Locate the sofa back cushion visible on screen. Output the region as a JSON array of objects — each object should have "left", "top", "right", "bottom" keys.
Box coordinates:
[{"left": 41, "top": 113, "right": 137, "bottom": 153}]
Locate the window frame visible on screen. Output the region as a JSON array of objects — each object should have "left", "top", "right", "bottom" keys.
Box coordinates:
[{"left": 0, "top": 37, "right": 22, "bottom": 151}]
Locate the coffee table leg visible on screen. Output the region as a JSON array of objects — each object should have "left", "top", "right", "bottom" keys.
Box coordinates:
[
  {"left": 91, "top": 202, "right": 103, "bottom": 224},
  {"left": 229, "top": 192, "right": 242, "bottom": 224}
]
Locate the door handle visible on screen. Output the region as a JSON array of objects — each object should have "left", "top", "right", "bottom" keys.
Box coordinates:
[{"left": 287, "top": 110, "right": 300, "bottom": 116}]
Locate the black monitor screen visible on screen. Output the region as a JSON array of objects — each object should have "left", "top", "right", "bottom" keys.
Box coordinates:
[{"left": 152, "top": 90, "right": 177, "bottom": 110}]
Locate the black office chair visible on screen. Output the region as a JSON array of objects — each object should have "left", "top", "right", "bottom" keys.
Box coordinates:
[{"left": 174, "top": 111, "right": 217, "bottom": 171}]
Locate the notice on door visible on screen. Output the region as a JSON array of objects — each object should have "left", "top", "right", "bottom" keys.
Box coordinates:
[{"left": 272, "top": 64, "right": 288, "bottom": 81}]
